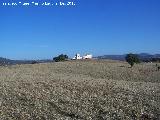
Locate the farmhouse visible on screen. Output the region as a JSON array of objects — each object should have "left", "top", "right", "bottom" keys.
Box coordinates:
[
  {"left": 83, "top": 54, "right": 93, "bottom": 59},
  {"left": 72, "top": 53, "right": 82, "bottom": 60},
  {"left": 72, "top": 53, "right": 92, "bottom": 60}
]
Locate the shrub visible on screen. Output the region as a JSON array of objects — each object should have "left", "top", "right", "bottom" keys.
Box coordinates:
[
  {"left": 31, "top": 60, "right": 37, "bottom": 64},
  {"left": 53, "top": 54, "right": 68, "bottom": 62},
  {"left": 156, "top": 64, "right": 160, "bottom": 71},
  {"left": 125, "top": 53, "right": 140, "bottom": 67}
]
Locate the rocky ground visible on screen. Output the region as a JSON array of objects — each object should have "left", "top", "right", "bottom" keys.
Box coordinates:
[{"left": 0, "top": 60, "right": 160, "bottom": 120}]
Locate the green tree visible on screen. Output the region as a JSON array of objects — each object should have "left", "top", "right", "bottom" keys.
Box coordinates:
[
  {"left": 53, "top": 54, "right": 68, "bottom": 62},
  {"left": 125, "top": 53, "right": 140, "bottom": 67}
]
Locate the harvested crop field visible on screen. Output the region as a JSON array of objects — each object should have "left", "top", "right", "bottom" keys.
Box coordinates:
[{"left": 0, "top": 60, "right": 160, "bottom": 120}]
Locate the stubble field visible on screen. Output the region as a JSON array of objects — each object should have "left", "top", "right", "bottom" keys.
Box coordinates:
[{"left": 0, "top": 60, "right": 160, "bottom": 120}]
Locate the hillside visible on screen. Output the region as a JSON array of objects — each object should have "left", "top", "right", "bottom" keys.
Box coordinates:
[
  {"left": 0, "top": 57, "right": 52, "bottom": 65},
  {"left": 0, "top": 60, "right": 160, "bottom": 119},
  {"left": 97, "top": 53, "right": 160, "bottom": 61},
  {"left": 0, "top": 57, "right": 12, "bottom": 65}
]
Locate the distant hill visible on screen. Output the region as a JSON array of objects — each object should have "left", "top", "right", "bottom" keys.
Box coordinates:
[
  {"left": 0, "top": 57, "right": 52, "bottom": 66},
  {"left": 96, "top": 55, "right": 126, "bottom": 61},
  {"left": 0, "top": 57, "right": 12, "bottom": 65},
  {"left": 1, "top": 53, "right": 160, "bottom": 66},
  {"left": 96, "top": 53, "right": 160, "bottom": 62}
]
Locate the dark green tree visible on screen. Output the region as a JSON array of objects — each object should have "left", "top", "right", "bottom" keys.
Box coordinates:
[
  {"left": 125, "top": 53, "right": 140, "bottom": 67},
  {"left": 53, "top": 54, "right": 68, "bottom": 62}
]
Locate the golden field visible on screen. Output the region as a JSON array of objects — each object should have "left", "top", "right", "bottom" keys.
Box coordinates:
[{"left": 0, "top": 60, "right": 160, "bottom": 120}]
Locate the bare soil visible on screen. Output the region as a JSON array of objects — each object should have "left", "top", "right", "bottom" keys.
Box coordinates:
[{"left": 0, "top": 60, "right": 160, "bottom": 120}]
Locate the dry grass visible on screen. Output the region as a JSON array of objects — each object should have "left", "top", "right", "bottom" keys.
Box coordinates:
[{"left": 0, "top": 60, "right": 160, "bottom": 120}]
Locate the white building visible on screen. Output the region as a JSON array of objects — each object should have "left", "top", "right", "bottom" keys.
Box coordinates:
[
  {"left": 83, "top": 54, "right": 93, "bottom": 59},
  {"left": 73, "top": 53, "right": 93, "bottom": 60},
  {"left": 72, "top": 53, "right": 82, "bottom": 60}
]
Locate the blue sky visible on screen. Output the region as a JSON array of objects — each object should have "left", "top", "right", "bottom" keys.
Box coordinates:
[{"left": 0, "top": 0, "right": 160, "bottom": 60}]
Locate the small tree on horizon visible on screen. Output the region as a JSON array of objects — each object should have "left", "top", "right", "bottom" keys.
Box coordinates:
[
  {"left": 53, "top": 54, "right": 68, "bottom": 62},
  {"left": 125, "top": 53, "right": 140, "bottom": 67}
]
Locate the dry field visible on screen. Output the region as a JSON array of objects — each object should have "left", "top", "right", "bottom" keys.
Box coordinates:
[{"left": 0, "top": 60, "right": 160, "bottom": 120}]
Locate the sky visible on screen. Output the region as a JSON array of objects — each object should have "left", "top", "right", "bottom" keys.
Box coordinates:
[{"left": 0, "top": 0, "right": 160, "bottom": 60}]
